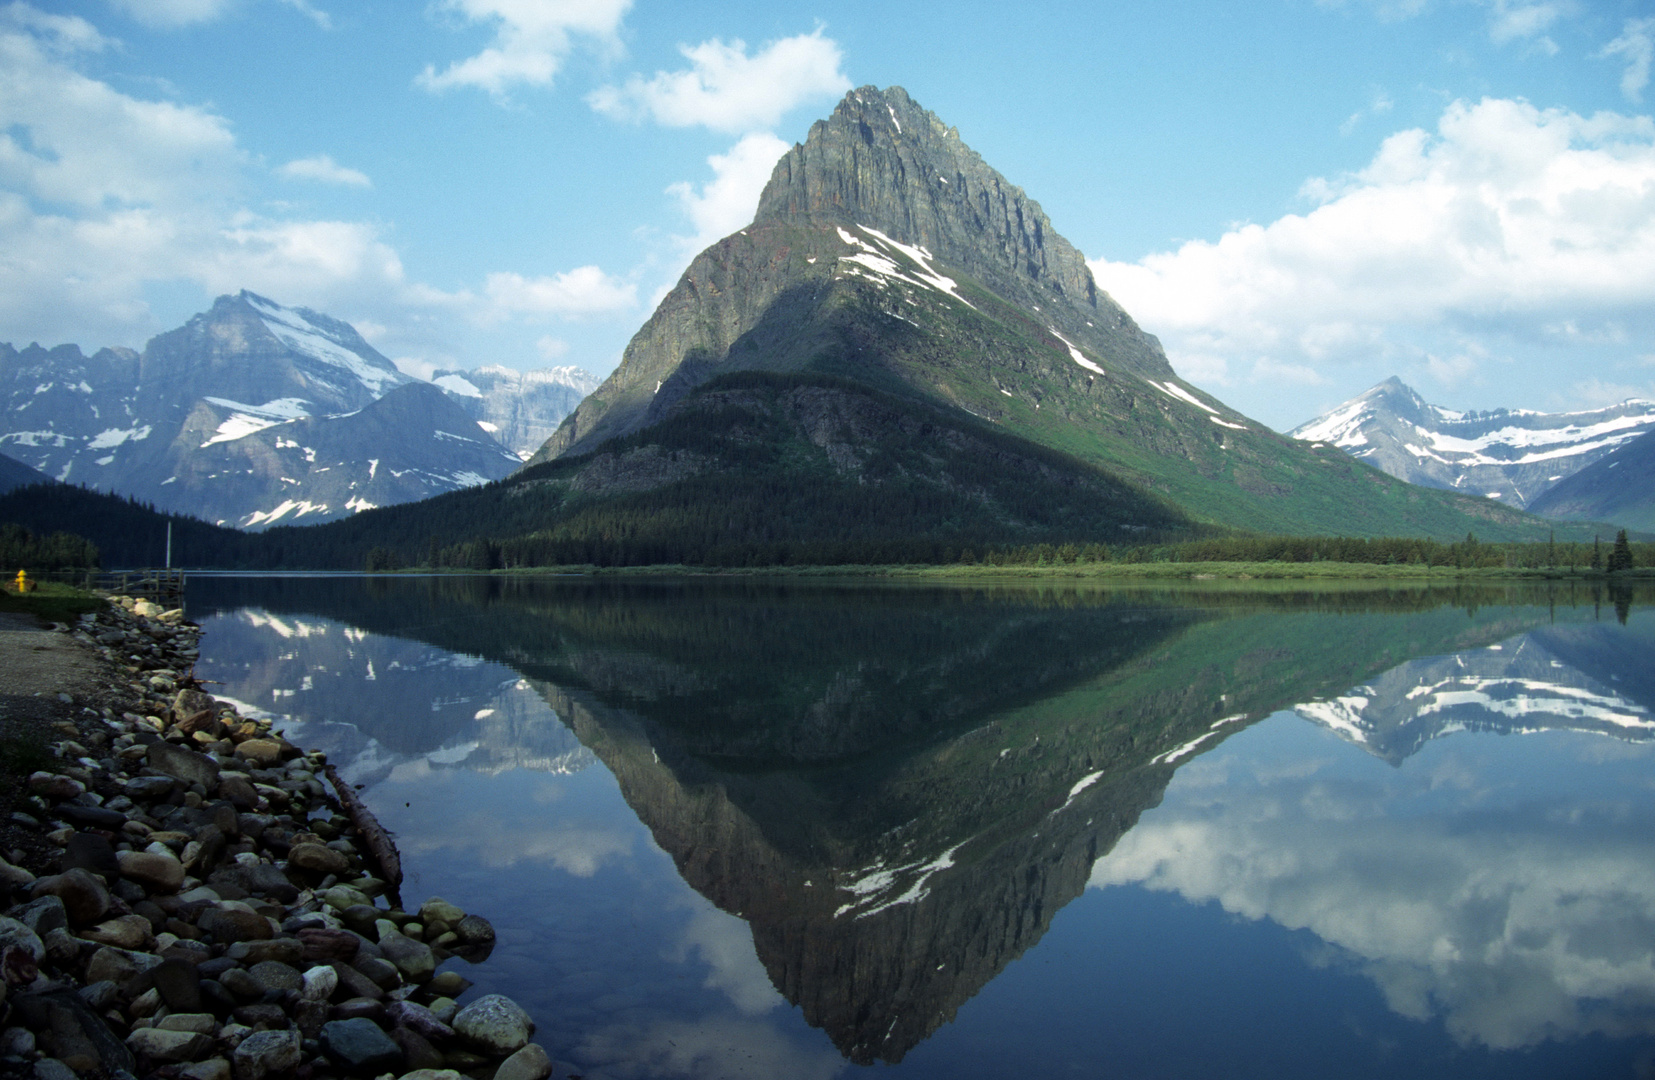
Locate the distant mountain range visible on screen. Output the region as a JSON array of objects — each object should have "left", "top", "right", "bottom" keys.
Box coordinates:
[
  {"left": 0, "top": 292, "right": 595, "bottom": 528},
  {"left": 431, "top": 364, "right": 601, "bottom": 461},
  {"left": 1290, "top": 377, "right": 1655, "bottom": 526}
]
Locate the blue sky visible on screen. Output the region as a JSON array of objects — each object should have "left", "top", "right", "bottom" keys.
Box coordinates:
[{"left": 2, "top": 0, "right": 1653, "bottom": 430}]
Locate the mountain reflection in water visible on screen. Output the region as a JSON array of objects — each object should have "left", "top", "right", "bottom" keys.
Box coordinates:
[{"left": 189, "top": 575, "right": 1655, "bottom": 1077}]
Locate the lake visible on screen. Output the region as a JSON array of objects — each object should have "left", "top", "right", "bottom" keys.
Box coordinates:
[{"left": 183, "top": 574, "right": 1655, "bottom": 1079}]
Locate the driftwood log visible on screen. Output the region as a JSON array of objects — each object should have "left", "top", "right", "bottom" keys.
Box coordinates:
[{"left": 324, "top": 764, "right": 403, "bottom": 905}]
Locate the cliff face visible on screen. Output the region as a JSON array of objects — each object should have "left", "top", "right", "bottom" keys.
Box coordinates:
[{"left": 531, "top": 85, "right": 1171, "bottom": 464}]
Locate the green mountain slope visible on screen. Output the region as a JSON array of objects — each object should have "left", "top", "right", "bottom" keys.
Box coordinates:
[{"left": 530, "top": 86, "right": 1556, "bottom": 541}]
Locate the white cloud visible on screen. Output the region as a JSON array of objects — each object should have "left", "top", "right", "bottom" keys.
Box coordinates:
[
  {"left": 1486, "top": 0, "right": 1569, "bottom": 53},
  {"left": 105, "top": 0, "right": 233, "bottom": 27},
  {"left": 1602, "top": 18, "right": 1655, "bottom": 104},
  {"left": 666, "top": 132, "right": 789, "bottom": 254},
  {"left": 588, "top": 29, "right": 849, "bottom": 134},
  {"left": 1088, "top": 98, "right": 1655, "bottom": 406},
  {"left": 481, "top": 266, "right": 636, "bottom": 321},
  {"left": 277, "top": 154, "right": 371, "bottom": 187},
  {"left": 1091, "top": 724, "right": 1655, "bottom": 1050},
  {"left": 535, "top": 335, "right": 569, "bottom": 361},
  {"left": 417, "top": 0, "right": 631, "bottom": 97}
]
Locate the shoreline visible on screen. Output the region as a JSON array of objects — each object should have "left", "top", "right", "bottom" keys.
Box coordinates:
[{"left": 0, "top": 594, "right": 555, "bottom": 1080}]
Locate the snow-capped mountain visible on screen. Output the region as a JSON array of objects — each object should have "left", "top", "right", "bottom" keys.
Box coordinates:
[
  {"left": 1294, "top": 623, "right": 1655, "bottom": 764},
  {"left": 430, "top": 363, "right": 600, "bottom": 460},
  {"left": 0, "top": 291, "right": 523, "bottom": 529},
  {"left": 1290, "top": 377, "right": 1655, "bottom": 510}
]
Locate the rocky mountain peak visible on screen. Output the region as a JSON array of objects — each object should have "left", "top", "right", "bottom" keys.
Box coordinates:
[{"left": 755, "top": 85, "right": 1103, "bottom": 317}]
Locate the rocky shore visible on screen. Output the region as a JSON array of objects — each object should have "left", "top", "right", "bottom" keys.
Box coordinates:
[{"left": 0, "top": 595, "right": 553, "bottom": 1080}]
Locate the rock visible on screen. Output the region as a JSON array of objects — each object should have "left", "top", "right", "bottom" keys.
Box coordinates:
[
  {"left": 452, "top": 994, "right": 533, "bottom": 1056},
  {"left": 0, "top": 1025, "right": 36, "bottom": 1057},
  {"left": 207, "top": 863, "right": 298, "bottom": 903},
  {"left": 384, "top": 1000, "right": 454, "bottom": 1041},
  {"left": 288, "top": 842, "right": 351, "bottom": 876},
  {"left": 217, "top": 775, "right": 258, "bottom": 809},
  {"left": 331, "top": 961, "right": 385, "bottom": 1001},
  {"left": 230, "top": 1003, "right": 287, "bottom": 1028},
  {"left": 395, "top": 1072, "right": 464, "bottom": 1080},
  {"left": 417, "top": 897, "right": 465, "bottom": 927},
  {"left": 32, "top": 1061, "right": 76, "bottom": 1080},
  {"left": 377, "top": 930, "right": 434, "bottom": 983},
  {"left": 31, "top": 868, "right": 111, "bottom": 925},
  {"left": 331, "top": 997, "right": 386, "bottom": 1023},
  {"left": 117, "top": 849, "right": 186, "bottom": 892},
  {"left": 180, "top": 1057, "right": 232, "bottom": 1080},
  {"left": 493, "top": 1043, "right": 554, "bottom": 1080},
  {"left": 124, "top": 775, "right": 177, "bottom": 800},
  {"left": 425, "top": 970, "right": 471, "bottom": 998},
  {"left": 0, "top": 854, "right": 36, "bottom": 889},
  {"left": 11, "top": 896, "right": 67, "bottom": 937},
  {"left": 324, "top": 887, "right": 373, "bottom": 913},
  {"left": 11, "top": 988, "right": 137, "bottom": 1075},
  {"left": 236, "top": 739, "right": 284, "bottom": 766},
  {"left": 77, "top": 981, "right": 118, "bottom": 1011},
  {"left": 51, "top": 803, "right": 126, "bottom": 831},
  {"left": 248, "top": 959, "right": 302, "bottom": 994},
  {"left": 85, "top": 945, "right": 163, "bottom": 984},
  {"left": 298, "top": 927, "right": 359, "bottom": 962},
  {"left": 153, "top": 958, "right": 204, "bottom": 1012},
  {"left": 81, "top": 914, "right": 152, "bottom": 950},
  {"left": 353, "top": 955, "right": 402, "bottom": 991},
  {"left": 148, "top": 741, "right": 220, "bottom": 790},
  {"left": 228, "top": 938, "right": 304, "bottom": 966},
  {"left": 217, "top": 968, "right": 263, "bottom": 1001},
  {"left": 301, "top": 964, "right": 338, "bottom": 1001},
  {"left": 198, "top": 906, "right": 274, "bottom": 943},
  {"left": 390, "top": 1025, "right": 444, "bottom": 1072},
  {"left": 231, "top": 1027, "right": 301, "bottom": 1080},
  {"left": 58, "top": 833, "right": 119, "bottom": 877},
  {"left": 0, "top": 917, "right": 44, "bottom": 961},
  {"left": 320, "top": 1017, "right": 403, "bottom": 1074},
  {"left": 126, "top": 1027, "right": 212, "bottom": 1063},
  {"left": 158, "top": 1011, "right": 219, "bottom": 1034},
  {"left": 454, "top": 914, "right": 495, "bottom": 945}
]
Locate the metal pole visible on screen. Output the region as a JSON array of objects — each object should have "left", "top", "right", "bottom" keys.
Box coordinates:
[{"left": 166, "top": 520, "right": 172, "bottom": 570}]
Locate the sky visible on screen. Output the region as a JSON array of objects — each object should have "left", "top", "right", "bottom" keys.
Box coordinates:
[{"left": 2, "top": 0, "right": 1654, "bottom": 432}]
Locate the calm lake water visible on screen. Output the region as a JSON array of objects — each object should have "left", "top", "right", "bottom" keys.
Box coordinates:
[{"left": 183, "top": 574, "right": 1655, "bottom": 1080}]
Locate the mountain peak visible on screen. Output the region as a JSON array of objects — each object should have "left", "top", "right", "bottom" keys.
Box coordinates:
[{"left": 755, "top": 85, "right": 1101, "bottom": 316}]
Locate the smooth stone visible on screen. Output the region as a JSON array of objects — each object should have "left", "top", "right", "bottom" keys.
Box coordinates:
[
  {"left": 416, "top": 898, "right": 464, "bottom": 927},
  {"left": 0, "top": 1026, "right": 35, "bottom": 1056},
  {"left": 353, "top": 955, "right": 402, "bottom": 992},
  {"left": 198, "top": 907, "right": 273, "bottom": 944},
  {"left": 30, "top": 869, "right": 111, "bottom": 925},
  {"left": 217, "top": 968, "right": 264, "bottom": 1001},
  {"left": 383, "top": 1000, "right": 453, "bottom": 1041},
  {"left": 52, "top": 804, "right": 126, "bottom": 831},
  {"left": 228, "top": 938, "right": 304, "bottom": 966},
  {"left": 297, "top": 927, "right": 359, "bottom": 962},
  {"left": 390, "top": 1025, "right": 444, "bottom": 1072},
  {"left": 124, "top": 775, "right": 177, "bottom": 800},
  {"left": 230, "top": 1003, "right": 288, "bottom": 1028},
  {"left": 77, "top": 981, "right": 118, "bottom": 1011},
  {"left": 147, "top": 741, "right": 220, "bottom": 790},
  {"left": 11, "top": 896, "right": 67, "bottom": 937},
  {"left": 425, "top": 971, "right": 470, "bottom": 998},
  {"left": 231, "top": 1027, "right": 301, "bottom": 1080},
  {"left": 301, "top": 964, "right": 338, "bottom": 1002},
  {"left": 492, "top": 1043, "right": 553, "bottom": 1080},
  {"left": 32, "top": 1061, "right": 76, "bottom": 1080},
  {"left": 0, "top": 916, "right": 45, "bottom": 961},
  {"left": 330, "top": 997, "right": 386, "bottom": 1023},
  {"left": 0, "top": 855, "right": 37, "bottom": 889},
  {"left": 320, "top": 1017, "right": 403, "bottom": 1073},
  {"left": 81, "top": 914, "right": 152, "bottom": 950},
  {"left": 154, "top": 957, "right": 204, "bottom": 1012},
  {"left": 59, "top": 833, "right": 119, "bottom": 877},
  {"left": 288, "top": 842, "right": 351, "bottom": 876},
  {"left": 377, "top": 931, "right": 434, "bottom": 983},
  {"left": 451, "top": 994, "right": 532, "bottom": 1056},
  {"left": 10, "top": 989, "right": 136, "bottom": 1075},
  {"left": 453, "top": 914, "right": 494, "bottom": 945},
  {"left": 248, "top": 960, "right": 303, "bottom": 994},
  {"left": 236, "top": 739, "right": 284, "bottom": 766},
  {"left": 330, "top": 962, "right": 385, "bottom": 1001},
  {"left": 126, "top": 1027, "right": 211, "bottom": 1063},
  {"left": 157, "top": 1012, "right": 218, "bottom": 1034},
  {"left": 394, "top": 1072, "right": 464, "bottom": 1080},
  {"left": 116, "top": 849, "right": 186, "bottom": 893},
  {"left": 179, "top": 1057, "right": 232, "bottom": 1080},
  {"left": 84, "top": 945, "right": 163, "bottom": 984}
]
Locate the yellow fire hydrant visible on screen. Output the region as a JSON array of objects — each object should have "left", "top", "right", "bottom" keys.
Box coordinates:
[{"left": 14, "top": 569, "right": 31, "bottom": 594}]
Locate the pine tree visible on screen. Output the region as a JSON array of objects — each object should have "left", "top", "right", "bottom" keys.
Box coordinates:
[{"left": 1608, "top": 529, "right": 1634, "bottom": 573}]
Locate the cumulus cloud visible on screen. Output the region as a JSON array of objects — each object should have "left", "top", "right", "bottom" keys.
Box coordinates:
[
  {"left": 104, "top": 0, "right": 233, "bottom": 27},
  {"left": 1486, "top": 0, "right": 1569, "bottom": 53},
  {"left": 1602, "top": 18, "right": 1655, "bottom": 104},
  {"left": 1088, "top": 97, "right": 1655, "bottom": 409},
  {"left": 480, "top": 267, "right": 636, "bottom": 322},
  {"left": 277, "top": 154, "right": 370, "bottom": 187},
  {"left": 1091, "top": 725, "right": 1655, "bottom": 1049},
  {"left": 666, "top": 132, "right": 789, "bottom": 251},
  {"left": 588, "top": 29, "right": 849, "bottom": 134},
  {"left": 417, "top": 0, "right": 630, "bottom": 97}
]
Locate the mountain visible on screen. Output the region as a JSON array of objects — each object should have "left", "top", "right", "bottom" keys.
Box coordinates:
[
  {"left": 1290, "top": 377, "right": 1655, "bottom": 510},
  {"left": 1526, "top": 427, "right": 1655, "bottom": 532},
  {"left": 431, "top": 364, "right": 601, "bottom": 460},
  {"left": 0, "top": 291, "right": 522, "bottom": 528},
  {"left": 520, "top": 87, "right": 1559, "bottom": 541},
  {"left": 0, "top": 451, "right": 48, "bottom": 494},
  {"left": 1295, "top": 620, "right": 1655, "bottom": 764}
]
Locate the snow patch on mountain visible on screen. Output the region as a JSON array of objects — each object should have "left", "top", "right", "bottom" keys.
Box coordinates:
[{"left": 244, "top": 294, "right": 405, "bottom": 397}]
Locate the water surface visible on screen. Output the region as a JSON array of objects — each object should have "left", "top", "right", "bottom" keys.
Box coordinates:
[{"left": 186, "top": 575, "right": 1655, "bottom": 1079}]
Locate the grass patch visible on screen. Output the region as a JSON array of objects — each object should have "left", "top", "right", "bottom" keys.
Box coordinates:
[{"left": 0, "top": 581, "right": 104, "bottom": 624}]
